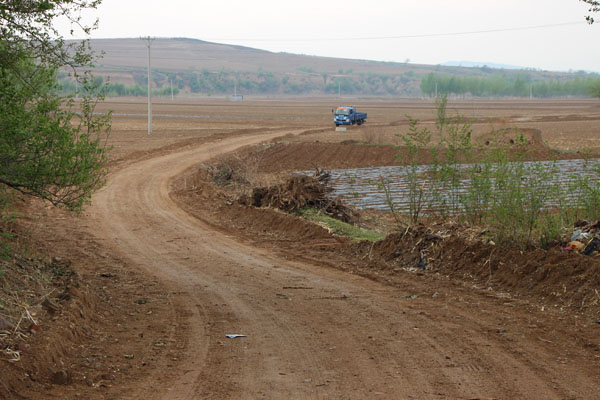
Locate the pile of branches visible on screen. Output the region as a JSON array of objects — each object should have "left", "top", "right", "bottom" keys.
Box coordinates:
[
  {"left": 240, "top": 169, "right": 357, "bottom": 223},
  {"left": 206, "top": 161, "right": 249, "bottom": 187}
]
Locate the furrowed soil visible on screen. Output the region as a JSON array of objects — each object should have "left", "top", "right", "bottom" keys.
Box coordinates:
[{"left": 1, "top": 98, "right": 600, "bottom": 399}]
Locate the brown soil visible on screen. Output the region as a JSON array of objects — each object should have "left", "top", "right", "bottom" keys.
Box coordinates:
[
  {"left": 172, "top": 162, "right": 600, "bottom": 320},
  {"left": 0, "top": 201, "right": 181, "bottom": 399},
  {"left": 2, "top": 98, "right": 600, "bottom": 399},
  {"left": 239, "top": 126, "right": 586, "bottom": 175}
]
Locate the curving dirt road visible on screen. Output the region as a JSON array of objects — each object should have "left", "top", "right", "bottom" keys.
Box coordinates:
[{"left": 88, "top": 131, "right": 599, "bottom": 399}]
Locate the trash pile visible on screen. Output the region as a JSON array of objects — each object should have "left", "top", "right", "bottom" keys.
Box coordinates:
[
  {"left": 563, "top": 220, "right": 600, "bottom": 256},
  {"left": 239, "top": 169, "right": 358, "bottom": 223}
]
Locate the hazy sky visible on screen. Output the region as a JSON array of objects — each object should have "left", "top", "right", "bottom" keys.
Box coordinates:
[{"left": 59, "top": 0, "right": 600, "bottom": 72}]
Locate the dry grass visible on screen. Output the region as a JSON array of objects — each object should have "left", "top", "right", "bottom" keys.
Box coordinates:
[
  {"left": 0, "top": 253, "right": 58, "bottom": 360},
  {"left": 0, "top": 203, "right": 74, "bottom": 363}
]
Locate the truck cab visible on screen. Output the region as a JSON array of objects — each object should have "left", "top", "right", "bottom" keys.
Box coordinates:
[{"left": 334, "top": 105, "right": 367, "bottom": 126}]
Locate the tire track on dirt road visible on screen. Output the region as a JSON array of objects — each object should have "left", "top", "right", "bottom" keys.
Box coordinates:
[{"left": 89, "top": 130, "right": 599, "bottom": 399}]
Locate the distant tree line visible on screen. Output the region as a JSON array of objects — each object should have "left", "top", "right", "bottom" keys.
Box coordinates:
[
  {"left": 420, "top": 72, "right": 600, "bottom": 98},
  {"left": 60, "top": 67, "right": 423, "bottom": 97},
  {"left": 59, "top": 77, "right": 179, "bottom": 97},
  {"left": 60, "top": 67, "right": 600, "bottom": 98}
]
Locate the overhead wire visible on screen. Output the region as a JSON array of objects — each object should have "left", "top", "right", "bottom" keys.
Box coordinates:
[
  {"left": 85, "top": 21, "right": 589, "bottom": 66},
  {"left": 198, "top": 21, "right": 585, "bottom": 42}
]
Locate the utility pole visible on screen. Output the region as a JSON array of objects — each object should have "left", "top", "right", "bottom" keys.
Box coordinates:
[
  {"left": 143, "top": 36, "right": 154, "bottom": 136},
  {"left": 529, "top": 84, "right": 533, "bottom": 100},
  {"left": 338, "top": 81, "right": 341, "bottom": 98},
  {"left": 170, "top": 77, "right": 174, "bottom": 101}
]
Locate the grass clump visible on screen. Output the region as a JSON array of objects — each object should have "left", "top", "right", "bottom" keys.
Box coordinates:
[{"left": 297, "top": 207, "right": 385, "bottom": 242}]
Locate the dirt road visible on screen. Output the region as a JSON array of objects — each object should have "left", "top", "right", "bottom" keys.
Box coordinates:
[{"left": 88, "top": 130, "right": 599, "bottom": 399}]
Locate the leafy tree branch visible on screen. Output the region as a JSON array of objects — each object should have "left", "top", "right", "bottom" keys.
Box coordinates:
[{"left": 0, "top": 0, "right": 110, "bottom": 210}]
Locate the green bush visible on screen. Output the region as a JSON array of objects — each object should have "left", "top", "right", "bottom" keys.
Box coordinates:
[{"left": 392, "top": 97, "right": 600, "bottom": 248}]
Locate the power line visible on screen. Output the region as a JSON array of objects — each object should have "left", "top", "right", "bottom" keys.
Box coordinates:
[
  {"left": 199, "top": 21, "right": 585, "bottom": 42},
  {"left": 85, "top": 21, "right": 586, "bottom": 63},
  {"left": 90, "top": 20, "right": 587, "bottom": 62}
]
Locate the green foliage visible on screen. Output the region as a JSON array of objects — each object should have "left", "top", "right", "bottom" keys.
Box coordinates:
[
  {"left": 420, "top": 72, "right": 600, "bottom": 98},
  {"left": 0, "top": 1, "right": 110, "bottom": 211},
  {"left": 435, "top": 94, "right": 448, "bottom": 134},
  {"left": 0, "top": 187, "right": 14, "bottom": 260},
  {"left": 88, "top": 67, "right": 420, "bottom": 96},
  {"left": 65, "top": 65, "right": 600, "bottom": 98},
  {"left": 436, "top": 116, "right": 473, "bottom": 216},
  {"left": 460, "top": 162, "right": 493, "bottom": 224},
  {"left": 0, "top": 48, "right": 109, "bottom": 209},
  {"left": 389, "top": 98, "right": 600, "bottom": 248},
  {"left": 396, "top": 117, "right": 432, "bottom": 224},
  {"left": 297, "top": 207, "right": 385, "bottom": 242},
  {"left": 296, "top": 66, "right": 315, "bottom": 73},
  {"left": 132, "top": 71, "right": 147, "bottom": 86},
  {"left": 486, "top": 157, "right": 561, "bottom": 246},
  {"left": 567, "top": 158, "right": 600, "bottom": 221},
  {"left": 71, "top": 79, "right": 180, "bottom": 97},
  {"left": 325, "top": 77, "right": 365, "bottom": 95},
  {"left": 0, "top": 1, "right": 101, "bottom": 64},
  {"left": 588, "top": 80, "right": 600, "bottom": 98}
]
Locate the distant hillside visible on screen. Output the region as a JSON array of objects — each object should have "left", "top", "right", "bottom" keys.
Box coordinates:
[{"left": 60, "top": 38, "right": 600, "bottom": 98}]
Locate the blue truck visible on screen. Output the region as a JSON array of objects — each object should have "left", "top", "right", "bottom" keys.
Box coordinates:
[{"left": 333, "top": 105, "right": 367, "bottom": 126}]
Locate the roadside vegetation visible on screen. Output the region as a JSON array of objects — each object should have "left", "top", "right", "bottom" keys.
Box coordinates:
[
  {"left": 388, "top": 94, "right": 600, "bottom": 248},
  {"left": 0, "top": 1, "right": 110, "bottom": 211},
  {"left": 296, "top": 207, "right": 385, "bottom": 242},
  {"left": 0, "top": 0, "right": 110, "bottom": 383},
  {"left": 1, "top": 0, "right": 110, "bottom": 263}
]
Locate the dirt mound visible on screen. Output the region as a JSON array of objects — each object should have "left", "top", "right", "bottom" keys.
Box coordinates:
[
  {"left": 478, "top": 127, "right": 544, "bottom": 148},
  {"left": 0, "top": 256, "right": 94, "bottom": 391},
  {"left": 362, "top": 223, "right": 600, "bottom": 316},
  {"left": 219, "top": 203, "right": 339, "bottom": 245},
  {"left": 0, "top": 203, "right": 180, "bottom": 399},
  {"left": 239, "top": 171, "right": 357, "bottom": 223},
  {"left": 171, "top": 167, "right": 337, "bottom": 244},
  {"left": 238, "top": 135, "right": 582, "bottom": 177},
  {"left": 250, "top": 142, "right": 403, "bottom": 173},
  {"left": 175, "top": 165, "right": 600, "bottom": 319}
]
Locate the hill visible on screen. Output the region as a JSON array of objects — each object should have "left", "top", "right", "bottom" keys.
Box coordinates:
[{"left": 61, "top": 38, "right": 600, "bottom": 98}]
